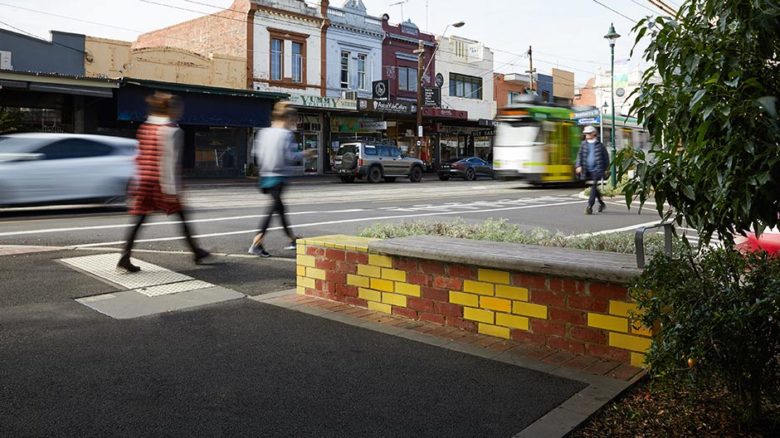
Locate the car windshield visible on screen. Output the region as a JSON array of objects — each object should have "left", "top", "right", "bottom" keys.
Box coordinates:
[
  {"left": 337, "top": 145, "right": 358, "bottom": 155},
  {"left": 0, "top": 137, "right": 41, "bottom": 154}
]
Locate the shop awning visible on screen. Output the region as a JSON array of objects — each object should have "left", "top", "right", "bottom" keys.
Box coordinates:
[{"left": 0, "top": 70, "right": 118, "bottom": 98}]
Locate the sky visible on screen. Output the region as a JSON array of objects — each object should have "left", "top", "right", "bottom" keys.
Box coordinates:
[{"left": 0, "top": 0, "right": 674, "bottom": 87}]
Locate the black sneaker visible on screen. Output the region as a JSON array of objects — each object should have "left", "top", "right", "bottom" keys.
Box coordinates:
[
  {"left": 248, "top": 244, "right": 271, "bottom": 258},
  {"left": 598, "top": 202, "right": 606, "bottom": 213},
  {"left": 585, "top": 205, "right": 593, "bottom": 215},
  {"left": 116, "top": 254, "right": 140, "bottom": 273},
  {"left": 194, "top": 248, "right": 211, "bottom": 265}
]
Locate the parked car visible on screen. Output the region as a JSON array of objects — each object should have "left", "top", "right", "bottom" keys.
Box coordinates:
[
  {"left": 333, "top": 142, "right": 424, "bottom": 183},
  {"left": 735, "top": 227, "right": 780, "bottom": 255},
  {"left": 0, "top": 133, "right": 137, "bottom": 207},
  {"left": 438, "top": 157, "right": 494, "bottom": 181}
]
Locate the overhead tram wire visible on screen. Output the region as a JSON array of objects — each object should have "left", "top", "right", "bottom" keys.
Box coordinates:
[
  {"left": 589, "top": 0, "right": 638, "bottom": 24},
  {"left": 0, "top": 19, "right": 85, "bottom": 54}
]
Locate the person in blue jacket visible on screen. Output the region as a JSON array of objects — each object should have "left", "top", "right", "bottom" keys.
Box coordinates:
[{"left": 575, "top": 125, "right": 610, "bottom": 215}]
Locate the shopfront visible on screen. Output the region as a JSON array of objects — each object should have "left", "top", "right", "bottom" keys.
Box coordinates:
[{"left": 356, "top": 98, "right": 418, "bottom": 152}]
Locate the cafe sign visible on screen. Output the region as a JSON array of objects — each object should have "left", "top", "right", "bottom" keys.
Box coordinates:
[
  {"left": 288, "top": 94, "right": 357, "bottom": 110},
  {"left": 357, "top": 98, "right": 417, "bottom": 114}
]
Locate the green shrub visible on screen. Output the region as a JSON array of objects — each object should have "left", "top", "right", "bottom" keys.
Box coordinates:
[
  {"left": 631, "top": 247, "right": 780, "bottom": 423},
  {"left": 583, "top": 173, "right": 633, "bottom": 198}
]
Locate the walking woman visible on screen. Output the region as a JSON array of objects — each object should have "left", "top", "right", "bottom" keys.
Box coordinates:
[
  {"left": 117, "top": 92, "right": 210, "bottom": 272},
  {"left": 248, "top": 101, "right": 315, "bottom": 257}
]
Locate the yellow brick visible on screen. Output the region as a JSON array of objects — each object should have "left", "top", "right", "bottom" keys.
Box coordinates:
[
  {"left": 357, "top": 264, "right": 381, "bottom": 278},
  {"left": 381, "top": 268, "right": 406, "bottom": 282},
  {"left": 296, "top": 265, "right": 306, "bottom": 277},
  {"left": 347, "top": 274, "right": 370, "bottom": 288},
  {"left": 512, "top": 302, "right": 548, "bottom": 319},
  {"left": 609, "top": 332, "right": 652, "bottom": 353},
  {"left": 358, "top": 288, "right": 381, "bottom": 302},
  {"left": 449, "top": 291, "right": 479, "bottom": 307},
  {"left": 464, "top": 307, "right": 494, "bottom": 324},
  {"left": 495, "top": 284, "right": 529, "bottom": 301},
  {"left": 609, "top": 300, "right": 638, "bottom": 318},
  {"left": 306, "top": 267, "right": 326, "bottom": 281},
  {"left": 478, "top": 268, "right": 510, "bottom": 285},
  {"left": 395, "top": 282, "right": 421, "bottom": 297},
  {"left": 463, "top": 280, "right": 494, "bottom": 296},
  {"left": 631, "top": 321, "right": 652, "bottom": 337},
  {"left": 480, "top": 296, "right": 511, "bottom": 313},
  {"left": 368, "top": 301, "right": 392, "bottom": 314},
  {"left": 296, "top": 285, "right": 306, "bottom": 295},
  {"left": 478, "top": 323, "right": 510, "bottom": 339},
  {"left": 496, "top": 313, "right": 529, "bottom": 330},
  {"left": 631, "top": 352, "right": 648, "bottom": 368},
  {"left": 298, "top": 255, "right": 316, "bottom": 268},
  {"left": 370, "top": 278, "right": 395, "bottom": 292},
  {"left": 588, "top": 313, "right": 628, "bottom": 333},
  {"left": 298, "top": 276, "right": 315, "bottom": 289},
  {"left": 296, "top": 244, "right": 305, "bottom": 255},
  {"left": 368, "top": 254, "right": 393, "bottom": 268},
  {"left": 382, "top": 292, "right": 407, "bottom": 307}
]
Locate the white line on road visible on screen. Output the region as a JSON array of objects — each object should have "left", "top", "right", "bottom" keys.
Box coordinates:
[
  {"left": 73, "top": 200, "right": 585, "bottom": 248},
  {"left": 571, "top": 220, "right": 664, "bottom": 238}
]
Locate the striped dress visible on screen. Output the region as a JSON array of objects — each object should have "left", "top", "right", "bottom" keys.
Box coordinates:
[{"left": 129, "top": 118, "right": 182, "bottom": 215}]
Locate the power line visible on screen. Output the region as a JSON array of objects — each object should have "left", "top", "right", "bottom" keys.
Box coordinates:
[
  {"left": 629, "top": 0, "right": 659, "bottom": 15},
  {"left": 589, "top": 0, "right": 638, "bottom": 23},
  {"left": 0, "top": 18, "right": 85, "bottom": 54}
]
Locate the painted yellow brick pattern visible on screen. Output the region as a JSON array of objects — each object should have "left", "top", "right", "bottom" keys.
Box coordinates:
[
  {"left": 381, "top": 268, "right": 406, "bottom": 282},
  {"left": 347, "top": 274, "right": 370, "bottom": 288},
  {"left": 512, "top": 302, "right": 548, "bottom": 319},
  {"left": 496, "top": 313, "right": 529, "bottom": 330},
  {"left": 298, "top": 276, "right": 315, "bottom": 289},
  {"left": 368, "top": 254, "right": 393, "bottom": 268},
  {"left": 370, "top": 278, "right": 394, "bottom": 292},
  {"left": 368, "top": 301, "right": 392, "bottom": 314},
  {"left": 463, "top": 280, "right": 494, "bottom": 296},
  {"left": 382, "top": 292, "right": 407, "bottom": 307},
  {"left": 631, "top": 352, "right": 647, "bottom": 368},
  {"left": 395, "top": 282, "right": 421, "bottom": 297},
  {"left": 357, "top": 265, "right": 381, "bottom": 278},
  {"left": 306, "top": 267, "right": 326, "bottom": 281},
  {"left": 609, "top": 333, "right": 652, "bottom": 352},
  {"left": 480, "top": 296, "right": 511, "bottom": 313},
  {"left": 478, "top": 269, "right": 510, "bottom": 285},
  {"left": 358, "top": 288, "right": 381, "bottom": 302},
  {"left": 495, "top": 285, "right": 529, "bottom": 301},
  {"left": 588, "top": 313, "right": 628, "bottom": 333},
  {"left": 296, "top": 265, "right": 306, "bottom": 277},
  {"left": 478, "top": 323, "right": 510, "bottom": 339},
  {"left": 296, "top": 244, "right": 305, "bottom": 255},
  {"left": 630, "top": 321, "right": 652, "bottom": 337},
  {"left": 464, "top": 307, "right": 494, "bottom": 324},
  {"left": 298, "top": 235, "right": 376, "bottom": 251},
  {"left": 609, "top": 300, "right": 638, "bottom": 318},
  {"left": 298, "top": 255, "right": 316, "bottom": 268},
  {"left": 296, "top": 285, "right": 306, "bottom": 295},
  {"left": 450, "top": 291, "right": 479, "bottom": 307}
]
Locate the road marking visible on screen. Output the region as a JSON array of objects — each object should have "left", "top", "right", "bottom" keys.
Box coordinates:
[
  {"left": 73, "top": 246, "right": 298, "bottom": 262},
  {"left": 571, "top": 221, "right": 664, "bottom": 238},
  {"left": 73, "top": 200, "right": 585, "bottom": 248}
]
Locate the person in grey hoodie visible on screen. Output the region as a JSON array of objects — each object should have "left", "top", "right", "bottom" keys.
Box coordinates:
[{"left": 248, "top": 101, "right": 315, "bottom": 257}]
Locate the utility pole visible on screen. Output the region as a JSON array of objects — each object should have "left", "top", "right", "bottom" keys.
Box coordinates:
[
  {"left": 414, "top": 39, "right": 425, "bottom": 158},
  {"left": 526, "top": 45, "right": 536, "bottom": 92}
]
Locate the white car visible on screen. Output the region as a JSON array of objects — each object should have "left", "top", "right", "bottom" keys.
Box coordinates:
[{"left": 0, "top": 133, "right": 137, "bottom": 207}]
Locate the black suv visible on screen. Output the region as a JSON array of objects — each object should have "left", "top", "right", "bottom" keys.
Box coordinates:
[{"left": 333, "top": 142, "right": 425, "bottom": 183}]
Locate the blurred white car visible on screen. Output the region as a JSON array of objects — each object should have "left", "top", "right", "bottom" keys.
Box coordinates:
[{"left": 0, "top": 133, "right": 137, "bottom": 207}]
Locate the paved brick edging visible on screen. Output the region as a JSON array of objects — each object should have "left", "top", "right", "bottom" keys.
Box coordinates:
[{"left": 297, "top": 235, "right": 651, "bottom": 367}]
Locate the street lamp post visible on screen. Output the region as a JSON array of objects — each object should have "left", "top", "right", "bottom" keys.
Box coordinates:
[
  {"left": 600, "top": 101, "right": 608, "bottom": 144},
  {"left": 604, "top": 23, "right": 620, "bottom": 187}
]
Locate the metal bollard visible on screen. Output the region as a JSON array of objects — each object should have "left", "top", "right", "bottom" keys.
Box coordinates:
[{"left": 635, "top": 222, "right": 674, "bottom": 268}]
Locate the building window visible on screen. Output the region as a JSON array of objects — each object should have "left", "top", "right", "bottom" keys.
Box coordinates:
[
  {"left": 340, "top": 51, "right": 350, "bottom": 89},
  {"left": 357, "top": 54, "right": 367, "bottom": 90},
  {"left": 398, "top": 66, "right": 417, "bottom": 92},
  {"left": 291, "top": 42, "right": 303, "bottom": 83},
  {"left": 271, "top": 39, "right": 283, "bottom": 81},
  {"left": 449, "top": 73, "right": 482, "bottom": 99}
]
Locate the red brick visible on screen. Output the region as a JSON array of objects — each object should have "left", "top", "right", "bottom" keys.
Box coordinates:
[
  {"left": 586, "top": 344, "right": 630, "bottom": 363},
  {"left": 512, "top": 273, "right": 547, "bottom": 290},
  {"left": 325, "top": 249, "right": 346, "bottom": 261},
  {"left": 394, "top": 258, "right": 418, "bottom": 271},
  {"left": 548, "top": 336, "right": 585, "bottom": 355},
  {"left": 421, "top": 286, "right": 449, "bottom": 302},
  {"left": 419, "top": 313, "right": 446, "bottom": 325},
  {"left": 446, "top": 317, "right": 476, "bottom": 332},
  {"left": 433, "top": 275, "right": 463, "bottom": 290},
  {"left": 531, "top": 320, "right": 566, "bottom": 337},
  {"left": 334, "top": 261, "right": 355, "bottom": 274},
  {"left": 448, "top": 264, "right": 476, "bottom": 280},
  {"left": 419, "top": 260, "right": 446, "bottom": 275},
  {"left": 510, "top": 330, "right": 547, "bottom": 345},
  {"left": 306, "top": 246, "right": 325, "bottom": 256},
  {"left": 315, "top": 258, "right": 335, "bottom": 270},
  {"left": 325, "top": 271, "right": 346, "bottom": 284},
  {"left": 344, "top": 297, "right": 368, "bottom": 307},
  {"left": 549, "top": 278, "right": 581, "bottom": 294},
  {"left": 346, "top": 252, "right": 368, "bottom": 265},
  {"left": 434, "top": 302, "right": 463, "bottom": 318},
  {"left": 589, "top": 282, "right": 629, "bottom": 301},
  {"left": 531, "top": 290, "right": 566, "bottom": 307},
  {"left": 549, "top": 307, "right": 587, "bottom": 326},
  {"left": 570, "top": 326, "right": 607, "bottom": 344},
  {"left": 315, "top": 279, "right": 324, "bottom": 291},
  {"left": 567, "top": 295, "right": 609, "bottom": 313},
  {"left": 407, "top": 297, "right": 435, "bottom": 313},
  {"left": 392, "top": 307, "right": 418, "bottom": 320},
  {"left": 608, "top": 364, "right": 643, "bottom": 381},
  {"left": 407, "top": 272, "right": 430, "bottom": 286},
  {"left": 335, "top": 283, "right": 358, "bottom": 298}
]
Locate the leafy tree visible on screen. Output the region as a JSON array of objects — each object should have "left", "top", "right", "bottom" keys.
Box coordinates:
[{"left": 622, "top": 0, "right": 780, "bottom": 245}]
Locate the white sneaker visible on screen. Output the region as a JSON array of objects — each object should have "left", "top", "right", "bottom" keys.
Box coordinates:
[{"left": 248, "top": 244, "right": 271, "bottom": 258}]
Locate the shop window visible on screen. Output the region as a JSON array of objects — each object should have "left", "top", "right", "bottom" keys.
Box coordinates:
[
  {"left": 292, "top": 42, "right": 303, "bottom": 83},
  {"left": 449, "top": 73, "right": 482, "bottom": 99},
  {"left": 341, "top": 51, "right": 350, "bottom": 89},
  {"left": 271, "top": 39, "right": 283, "bottom": 81}
]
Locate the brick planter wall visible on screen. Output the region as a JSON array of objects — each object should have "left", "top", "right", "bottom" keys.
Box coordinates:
[{"left": 297, "top": 235, "right": 651, "bottom": 368}]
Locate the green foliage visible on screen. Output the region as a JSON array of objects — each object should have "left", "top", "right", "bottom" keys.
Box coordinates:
[
  {"left": 620, "top": 0, "right": 780, "bottom": 246},
  {"left": 359, "top": 218, "right": 682, "bottom": 255},
  {"left": 631, "top": 247, "right": 780, "bottom": 422}
]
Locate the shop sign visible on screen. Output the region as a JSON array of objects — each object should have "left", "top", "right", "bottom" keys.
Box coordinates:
[
  {"left": 288, "top": 94, "right": 357, "bottom": 110},
  {"left": 421, "top": 107, "right": 468, "bottom": 120},
  {"left": 360, "top": 121, "right": 388, "bottom": 130},
  {"left": 423, "top": 87, "right": 440, "bottom": 107},
  {"left": 358, "top": 98, "right": 417, "bottom": 114},
  {"left": 372, "top": 80, "right": 389, "bottom": 100}
]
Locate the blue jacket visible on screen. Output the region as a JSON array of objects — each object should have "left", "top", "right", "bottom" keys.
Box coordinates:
[{"left": 576, "top": 140, "right": 610, "bottom": 180}]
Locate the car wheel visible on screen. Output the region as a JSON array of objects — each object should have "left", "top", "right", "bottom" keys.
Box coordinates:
[
  {"left": 368, "top": 166, "right": 383, "bottom": 183},
  {"left": 465, "top": 168, "right": 476, "bottom": 181},
  {"left": 438, "top": 175, "right": 449, "bottom": 181},
  {"left": 409, "top": 166, "right": 423, "bottom": 183},
  {"left": 384, "top": 177, "right": 396, "bottom": 183}
]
